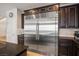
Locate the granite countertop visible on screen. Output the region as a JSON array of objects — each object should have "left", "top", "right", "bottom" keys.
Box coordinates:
[
  {"left": 59, "top": 36, "right": 74, "bottom": 40},
  {"left": 0, "top": 42, "right": 28, "bottom": 56}
]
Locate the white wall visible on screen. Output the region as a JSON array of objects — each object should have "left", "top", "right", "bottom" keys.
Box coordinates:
[
  {"left": 17, "top": 9, "right": 23, "bottom": 35},
  {"left": 0, "top": 18, "right": 6, "bottom": 37},
  {"left": 6, "top": 8, "right": 22, "bottom": 44}
]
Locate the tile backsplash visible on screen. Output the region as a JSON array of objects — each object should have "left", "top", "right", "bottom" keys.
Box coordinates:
[{"left": 59, "top": 29, "right": 79, "bottom": 37}]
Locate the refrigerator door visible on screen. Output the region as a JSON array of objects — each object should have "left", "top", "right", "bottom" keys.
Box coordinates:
[{"left": 24, "top": 11, "right": 58, "bottom": 56}]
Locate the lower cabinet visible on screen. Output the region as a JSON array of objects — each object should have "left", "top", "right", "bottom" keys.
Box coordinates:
[
  {"left": 18, "top": 34, "right": 24, "bottom": 45},
  {"left": 58, "top": 38, "right": 73, "bottom": 56},
  {"left": 72, "top": 41, "right": 79, "bottom": 56},
  {"left": 58, "top": 37, "right": 79, "bottom": 56},
  {"left": 76, "top": 47, "right": 79, "bottom": 56}
]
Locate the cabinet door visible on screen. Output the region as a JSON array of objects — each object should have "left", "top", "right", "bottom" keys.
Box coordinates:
[
  {"left": 18, "top": 34, "right": 24, "bottom": 45},
  {"left": 73, "top": 41, "right": 79, "bottom": 56},
  {"left": 58, "top": 38, "right": 73, "bottom": 56},
  {"left": 67, "top": 6, "right": 78, "bottom": 28},
  {"left": 59, "top": 8, "right": 67, "bottom": 28}
]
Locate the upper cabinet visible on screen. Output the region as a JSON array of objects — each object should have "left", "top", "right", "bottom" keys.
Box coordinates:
[
  {"left": 67, "top": 6, "right": 78, "bottom": 28},
  {"left": 59, "top": 7, "right": 67, "bottom": 28},
  {"left": 59, "top": 4, "right": 79, "bottom": 28}
]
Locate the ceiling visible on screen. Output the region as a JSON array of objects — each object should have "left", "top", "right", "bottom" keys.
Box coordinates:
[
  {"left": 0, "top": 3, "right": 76, "bottom": 17},
  {"left": 0, "top": 3, "right": 53, "bottom": 17}
]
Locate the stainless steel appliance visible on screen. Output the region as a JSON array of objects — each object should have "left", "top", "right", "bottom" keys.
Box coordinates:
[
  {"left": 24, "top": 6, "right": 58, "bottom": 56},
  {"left": 74, "top": 31, "right": 79, "bottom": 42}
]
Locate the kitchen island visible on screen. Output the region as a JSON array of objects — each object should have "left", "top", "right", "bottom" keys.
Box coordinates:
[{"left": 0, "top": 42, "right": 28, "bottom": 56}]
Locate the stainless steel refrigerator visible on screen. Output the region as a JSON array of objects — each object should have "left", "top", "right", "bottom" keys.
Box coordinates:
[{"left": 24, "top": 10, "right": 58, "bottom": 56}]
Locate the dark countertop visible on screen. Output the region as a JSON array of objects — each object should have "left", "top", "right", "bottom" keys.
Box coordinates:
[{"left": 0, "top": 42, "right": 28, "bottom": 56}]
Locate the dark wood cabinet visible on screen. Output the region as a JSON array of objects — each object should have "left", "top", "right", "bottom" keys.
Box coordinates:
[
  {"left": 76, "top": 46, "right": 79, "bottom": 56},
  {"left": 72, "top": 41, "right": 79, "bottom": 56},
  {"left": 59, "top": 5, "right": 79, "bottom": 28},
  {"left": 67, "top": 6, "right": 78, "bottom": 28},
  {"left": 18, "top": 34, "right": 24, "bottom": 45},
  {"left": 58, "top": 38, "right": 73, "bottom": 56},
  {"left": 58, "top": 37, "right": 79, "bottom": 56},
  {"left": 59, "top": 8, "right": 67, "bottom": 28},
  {"left": 21, "top": 14, "right": 24, "bottom": 29}
]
